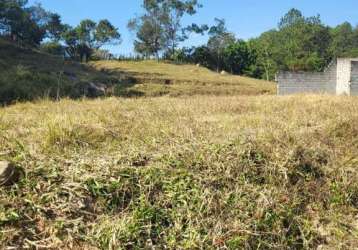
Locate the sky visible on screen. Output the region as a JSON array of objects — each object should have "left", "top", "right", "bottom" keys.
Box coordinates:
[{"left": 28, "top": 0, "right": 358, "bottom": 55}]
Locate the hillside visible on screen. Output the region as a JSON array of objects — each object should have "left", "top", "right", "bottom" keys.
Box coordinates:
[
  {"left": 1, "top": 95, "right": 358, "bottom": 249},
  {"left": 0, "top": 39, "right": 109, "bottom": 104},
  {"left": 90, "top": 60, "right": 275, "bottom": 97},
  {"left": 0, "top": 39, "right": 275, "bottom": 104}
]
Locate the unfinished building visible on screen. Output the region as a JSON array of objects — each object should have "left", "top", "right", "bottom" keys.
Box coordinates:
[{"left": 277, "top": 58, "right": 358, "bottom": 95}]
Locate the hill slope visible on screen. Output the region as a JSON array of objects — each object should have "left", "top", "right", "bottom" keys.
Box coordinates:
[
  {"left": 90, "top": 60, "right": 275, "bottom": 97},
  {"left": 0, "top": 39, "right": 275, "bottom": 104},
  {"left": 0, "top": 39, "right": 112, "bottom": 104},
  {"left": 0, "top": 95, "right": 358, "bottom": 249}
]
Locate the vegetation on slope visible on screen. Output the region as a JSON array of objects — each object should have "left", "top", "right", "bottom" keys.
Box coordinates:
[
  {"left": 0, "top": 95, "right": 357, "bottom": 249},
  {"left": 0, "top": 39, "right": 109, "bottom": 104},
  {"left": 91, "top": 60, "right": 275, "bottom": 97},
  {"left": 0, "top": 39, "right": 275, "bottom": 104}
]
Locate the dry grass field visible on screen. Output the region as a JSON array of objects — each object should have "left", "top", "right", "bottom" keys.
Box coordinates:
[{"left": 1, "top": 94, "right": 358, "bottom": 249}]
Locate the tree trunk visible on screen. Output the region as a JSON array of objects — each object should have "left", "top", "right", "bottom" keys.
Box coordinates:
[
  {"left": 265, "top": 65, "right": 269, "bottom": 81},
  {"left": 172, "top": 42, "right": 175, "bottom": 59}
]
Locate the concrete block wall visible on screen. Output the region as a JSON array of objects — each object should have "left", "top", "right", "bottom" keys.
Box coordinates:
[
  {"left": 277, "top": 61, "right": 337, "bottom": 95},
  {"left": 350, "top": 61, "right": 358, "bottom": 95},
  {"left": 336, "top": 59, "right": 351, "bottom": 95}
]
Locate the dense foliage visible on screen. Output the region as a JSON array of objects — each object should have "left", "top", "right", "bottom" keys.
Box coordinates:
[
  {"left": 171, "top": 9, "right": 358, "bottom": 80},
  {"left": 0, "top": 0, "right": 121, "bottom": 61}
]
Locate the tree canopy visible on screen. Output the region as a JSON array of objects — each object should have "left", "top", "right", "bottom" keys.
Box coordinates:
[
  {"left": 175, "top": 8, "right": 358, "bottom": 80},
  {"left": 128, "top": 0, "right": 206, "bottom": 58},
  {"left": 0, "top": 0, "right": 121, "bottom": 61}
]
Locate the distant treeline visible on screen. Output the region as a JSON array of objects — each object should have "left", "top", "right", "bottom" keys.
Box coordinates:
[
  {"left": 169, "top": 11, "right": 358, "bottom": 80},
  {"left": 1, "top": 1, "right": 358, "bottom": 80}
]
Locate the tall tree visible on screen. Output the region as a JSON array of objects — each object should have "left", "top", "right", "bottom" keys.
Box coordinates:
[
  {"left": 207, "top": 18, "right": 235, "bottom": 72},
  {"left": 160, "top": 0, "right": 203, "bottom": 56},
  {"left": 248, "top": 31, "right": 280, "bottom": 80},
  {"left": 330, "top": 22, "right": 355, "bottom": 57},
  {"left": 279, "top": 10, "right": 331, "bottom": 71},
  {"left": 191, "top": 45, "right": 214, "bottom": 68},
  {"left": 278, "top": 8, "right": 304, "bottom": 29},
  {"left": 128, "top": 14, "right": 164, "bottom": 58},
  {"left": 63, "top": 19, "right": 120, "bottom": 62},
  {"left": 249, "top": 8, "right": 331, "bottom": 80},
  {"left": 0, "top": 0, "right": 28, "bottom": 41},
  {"left": 46, "top": 13, "right": 65, "bottom": 42},
  {"left": 24, "top": 3, "right": 50, "bottom": 44},
  {"left": 62, "top": 26, "right": 79, "bottom": 59},
  {"left": 129, "top": 0, "right": 204, "bottom": 58},
  {"left": 95, "top": 19, "right": 121, "bottom": 48},
  {"left": 0, "top": 1, "right": 50, "bottom": 45},
  {"left": 223, "top": 39, "right": 252, "bottom": 74}
]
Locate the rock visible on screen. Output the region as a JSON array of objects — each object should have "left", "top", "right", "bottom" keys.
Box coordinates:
[
  {"left": 87, "top": 82, "right": 106, "bottom": 97},
  {"left": 72, "top": 82, "right": 108, "bottom": 98},
  {"left": 220, "top": 70, "right": 228, "bottom": 75},
  {"left": 0, "top": 161, "right": 21, "bottom": 186}
]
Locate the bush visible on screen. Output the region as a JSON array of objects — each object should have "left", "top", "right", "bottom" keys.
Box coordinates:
[
  {"left": 0, "top": 65, "right": 72, "bottom": 104},
  {"left": 40, "top": 42, "right": 65, "bottom": 56}
]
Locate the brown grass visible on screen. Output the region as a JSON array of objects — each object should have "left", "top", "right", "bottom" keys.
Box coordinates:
[
  {"left": 0, "top": 94, "right": 358, "bottom": 249},
  {"left": 90, "top": 60, "right": 276, "bottom": 96}
]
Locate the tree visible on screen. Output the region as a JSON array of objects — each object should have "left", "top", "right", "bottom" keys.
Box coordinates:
[
  {"left": 0, "top": 1, "right": 121, "bottom": 60},
  {"left": 26, "top": 3, "right": 49, "bottom": 27},
  {"left": 76, "top": 19, "right": 96, "bottom": 50},
  {"left": 223, "top": 40, "right": 252, "bottom": 74},
  {"left": 248, "top": 31, "right": 280, "bottom": 80},
  {"left": 330, "top": 22, "right": 355, "bottom": 57},
  {"left": 191, "top": 45, "right": 214, "bottom": 68},
  {"left": 160, "top": 0, "right": 203, "bottom": 56},
  {"left": 128, "top": 14, "right": 165, "bottom": 58},
  {"left": 0, "top": 0, "right": 28, "bottom": 40},
  {"left": 243, "top": 42, "right": 263, "bottom": 78},
  {"left": 46, "top": 13, "right": 65, "bottom": 42},
  {"left": 248, "top": 8, "right": 332, "bottom": 80},
  {"left": 178, "top": 8, "right": 358, "bottom": 81},
  {"left": 279, "top": 11, "right": 331, "bottom": 71},
  {"left": 23, "top": 3, "right": 49, "bottom": 44},
  {"left": 0, "top": 1, "right": 49, "bottom": 46},
  {"left": 95, "top": 19, "right": 121, "bottom": 48},
  {"left": 207, "top": 18, "right": 235, "bottom": 72},
  {"left": 129, "top": 0, "right": 205, "bottom": 58},
  {"left": 278, "top": 8, "right": 304, "bottom": 29},
  {"left": 62, "top": 19, "right": 120, "bottom": 62},
  {"left": 62, "top": 26, "right": 79, "bottom": 59},
  {"left": 164, "top": 46, "right": 193, "bottom": 62}
]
